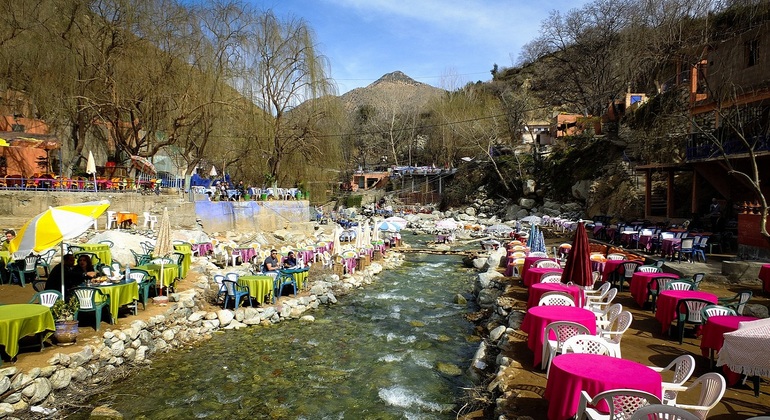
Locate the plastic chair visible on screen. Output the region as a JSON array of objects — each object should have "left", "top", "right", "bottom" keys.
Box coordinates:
[
  {"left": 598, "top": 311, "right": 633, "bottom": 358},
  {"left": 128, "top": 269, "right": 154, "bottom": 311},
  {"left": 587, "top": 288, "right": 618, "bottom": 315},
  {"left": 72, "top": 287, "right": 111, "bottom": 331},
  {"left": 665, "top": 280, "right": 694, "bottom": 291},
  {"left": 637, "top": 265, "right": 661, "bottom": 273},
  {"left": 540, "top": 273, "right": 563, "bottom": 284},
  {"left": 701, "top": 304, "right": 736, "bottom": 322},
  {"left": 675, "top": 238, "right": 696, "bottom": 263},
  {"left": 717, "top": 290, "right": 752, "bottom": 315},
  {"left": 648, "top": 355, "right": 696, "bottom": 405},
  {"left": 28, "top": 290, "right": 62, "bottom": 307},
  {"left": 140, "top": 241, "right": 155, "bottom": 255},
  {"left": 584, "top": 281, "right": 610, "bottom": 300},
  {"left": 142, "top": 212, "right": 157, "bottom": 229},
  {"left": 222, "top": 279, "right": 252, "bottom": 309},
  {"left": 613, "top": 261, "right": 642, "bottom": 292},
  {"left": 535, "top": 259, "right": 561, "bottom": 269},
  {"left": 595, "top": 303, "right": 623, "bottom": 332},
  {"left": 671, "top": 373, "right": 726, "bottom": 420},
  {"left": 674, "top": 299, "right": 713, "bottom": 344},
  {"left": 539, "top": 292, "right": 575, "bottom": 307},
  {"left": 650, "top": 277, "right": 676, "bottom": 313},
  {"left": 171, "top": 252, "right": 186, "bottom": 278},
  {"left": 561, "top": 334, "right": 617, "bottom": 358},
  {"left": 577, "top": 389, "right": 661, "bottom": 420},
  {"left": 105, "top": 211, "right": 118, "bottom": 230},
  {"left": 528, "top": 251, "right": 548, "bottom": 258},
  {"left": 542, "top": 321, "right": 590, "bottom": 374},
  {"left": 213, "top": 274, "right": 226, "bottom": 304},
  {"left": 99, "top": 240, "right": 114, "bottom": 248},
  {"left": 130, "top": 249, "right": 152, "bottom": 266},
  {"left": 274, "top": 270, "right": 298, "bottom": 300},
  {"left": 36, "top": 248, "right": 57, "bottom": 278},
  {"left": 629, "top": 404, "right": 699, "bottom": 420},
  {"left": 607, "top": 253, "right": 626, "bottom": 260},
  {"left": 8, "top": 254, "right": 39, "bottom": 286}
]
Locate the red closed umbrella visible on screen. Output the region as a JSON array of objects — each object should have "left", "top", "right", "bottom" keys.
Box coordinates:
[{"left": 561, "top": 222, "right": 592, "bottom": 286}]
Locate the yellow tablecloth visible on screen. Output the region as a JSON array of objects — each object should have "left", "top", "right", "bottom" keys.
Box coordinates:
[
  {"left": 77, "top": 244, "right": 112, "bottom": 265},
  {"left": 238, "top": 276, "right": 274, "bottom": 304},
  {"left": 134, "top": 264, "right": 178, "bottom": 287},
  {"left": 96, "top": 281, "right": 139, "bottom": 322},
  {"left": 0, "top": 304, "right": 55, "bottom": 358},
  {"left": 278, "top": 268, "right": 310, "bottom": 290},
  {"left": 173, "top": 244, "right": 192, "bottom": 279}
]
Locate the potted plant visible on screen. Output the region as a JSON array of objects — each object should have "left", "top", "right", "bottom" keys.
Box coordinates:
[{"left": 50, "top": 296, "right": 80, "bottom": 345}]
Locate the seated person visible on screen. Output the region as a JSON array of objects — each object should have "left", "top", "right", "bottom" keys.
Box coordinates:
[
  {"left": 0, "top": 229, "right": 15, "bottom": 252},
  {"left": 44, "top": 254, "right": 84, "bottom": 298},
  {"left": 283, "top": 251, "right": 297, "bottom": 269},
  {"left": 262, "top": 249, "right": 280, "bottom": 273},
  {"left": 1, "top": 230, "right": 18, "bottom": 283},
  {"left": 73, "top": 254, "right": 99, "bottom": 284}
]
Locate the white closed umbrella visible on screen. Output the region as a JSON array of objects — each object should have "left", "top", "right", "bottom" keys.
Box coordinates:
[
  {"left": 86, "top": 151, "right": 97, "bottom": 192},
  {"left": 361, "top": 220, "right": 371, "bottom": 246},
  {"left": 210, "top": 166, "right": 218, "bottom": 177}
]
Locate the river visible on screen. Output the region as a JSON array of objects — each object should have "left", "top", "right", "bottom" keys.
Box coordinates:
[{"left": 76, "top": 244, "right": 479, "bottom": 419}]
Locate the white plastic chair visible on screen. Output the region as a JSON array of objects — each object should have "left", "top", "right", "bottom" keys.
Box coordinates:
[
  {"left": 629, "top": 404, "right": 699, "bottom": 420},
  {"left": 535, "top": 259, "right": 561, "bottom": 269},
  {"left": 561, "top": 334, "right": 618, "bottom": 358},
  {"left": 638, "top": 266, "right": 661, "bottom": 273},
  {"left": 584, "top": 281, "right": 610, "bottom": 299},
  {"left": 539, "top": 293, "right": 576, "bottom": 307},
  {"left": 577, "top": 389, "right": 661, "bottom": 420},
  {"left": 595, "top": 303, "right": 623, "bottom": 332},
  {"left": 540, "top": 274, "right": 563, "bottom": 284},
  {"left": 542, "top": 321, "right": 590, "bottom": 374},
  {"left": 587, "top": 287, "right": 618, "bottom": 314},
  {"left": 598, "top": 311, "right": 633, "bottom": 358},
  {"left": 105, "top": 211, "right": 118, "bottom": 230},
  {"left": 607, "top": 253, "right": 626, "bottom": 260},
  {"left": 648, "top": 355, "right": 696, "bottom": 405},
  {"left": 671, "top": 373, "right": 726, "bottom": 420},
  {"left": 142, "top": 212, "right": 157, "bottom": 229},
  {"left": 529, "top": 251, "right": 548, "bottom": 258}
]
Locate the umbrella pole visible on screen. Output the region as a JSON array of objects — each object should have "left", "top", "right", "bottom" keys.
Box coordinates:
[
  {"left": 93, "top": 173, "right": 97, "bottom": 192},
  {"left": 60, "top": 242, "right": 66, "bottom": 297}
]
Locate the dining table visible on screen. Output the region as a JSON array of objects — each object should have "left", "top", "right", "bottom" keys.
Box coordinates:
[
  {"left": 523, "top": 267, "right": 563, "bottom": 287},
  {"left": 134, "top": 263, "right": 179, "bottom": 288},
  {"left": 544, "top": 353, "right": 663, "bottom": 420},
  {"left": 600, "top": 259, "right": 626, "bottom": 282},
  {"left": 654, "top": 290, "right": 718, "bottom": 334},
  {"left": 238, "top": 275, "right": 274, "bottom": 304},
  {"left": 94, "top": 279, "right": 140, "bottom": 321},
  {"left": 77, "top": 243, "right": 113, "bottom": 265},
  {"left": 700, "top": 315, "right": 759, "bottom": 364},
  {"left": 629, "top": 272, "right": 679, "bottom": 307},
  {"left": 232, "top": 247, "right": 258, "bottom": 264},
  {"left": 0, "top": 304, "right": 55, "bottom": 359},
  {"left": 520, "top": 256, "right": 547, "bottom": 280},
  {"left": 116, "top": 211, "right": 138, "bottom": 228},
  {"left": 279, "top": 267, "right": 310, "bottom": 290},
  {"left": 661, "top": 238, "right": 681, "bottom": 259},
  {"left": 717, "top": 317, "right": 770, "bottom": 396},
  {"left": 527, "top": 283, "right": 584, "bottom": 309},
  {"left": 520, "top": 305, "right": 597, "bottom": 368},
  {"left": 173, "top": 243, "right": 192, "bottom": 279},
  {"left": 190, "top": 242, "right": 214, "bottom": 257},
  {"left": 759, "top": 263, "right": 770, "bottom": 293}
]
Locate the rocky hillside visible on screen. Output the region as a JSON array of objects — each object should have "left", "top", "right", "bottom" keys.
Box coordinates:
[{"left": 338, "top": 71, "right": 445, "bottom": 113}]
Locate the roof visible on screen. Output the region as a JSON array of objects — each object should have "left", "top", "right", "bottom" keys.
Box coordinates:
[{"left": 0, "top": 132, "right": 60, "bottom": 150}]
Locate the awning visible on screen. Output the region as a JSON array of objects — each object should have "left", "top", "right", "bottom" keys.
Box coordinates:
[{"left": 0, "top": 132, "right": 60, "bottom": 150}]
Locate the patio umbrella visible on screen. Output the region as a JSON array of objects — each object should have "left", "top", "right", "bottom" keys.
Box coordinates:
[
  {"left": 210, "top": 166, "right": 218, "bottom": 177},
  {"left": 532, "top": 226, "right": 547, "bottom": 254},
  {"left": 487, "top": 223, "right": 513, "bottom": 236},
  {"left": 378, "top": 221, "right": 401, "bottom": 232},
  {"left": 361, "top": 220, "right": 371, "bottom": 247},
  {"left": 436, "top": 218, "right": 458, "bottom": 230},
  {"left": 353, "top": 224, "right": 363, "bottom": 248},
  {"left": 332, "top": 225, "right": 342, "bottom": 255},
  {"left": 560, "top": 222, "right": 592, "bottom": 288},
  {"left": 154, "top": 207, "right": 173, "bottom": 296},
  {"left": 9, "top": 200, "right": 110, "bottom": 295},
  {"left": 86, "top": 151, "right": 97, "bottom": 192},
  {"left": 384, "top": 216, "right": 408, "bottom": 230},
  {"left": 130, "top": 155, "right": 157, "bottom": 175},
  {"left": 521, "top": 215, "right": 543, "bottom": 225}
]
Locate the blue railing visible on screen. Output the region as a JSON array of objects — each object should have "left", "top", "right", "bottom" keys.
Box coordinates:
[{"left": 686, "top": 133, "right": 770, "bottom": 161}]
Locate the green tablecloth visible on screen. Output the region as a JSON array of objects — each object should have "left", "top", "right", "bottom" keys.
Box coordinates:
[
  {"left": 0, "top": 304, "right": 55, "bottom": 358},
  {"left": 135, "top": 264, "right": 178, "bottom": 287},
  {"left": 76, "top": 244, "right": 112, "bottom": 265},
  {"left": 279, "top": 268, "right": 310, "bottom": 290},
  {"left": 96, "top": 281, "right": 139, "bottom": 321},
  {"left": 238, "top": 276, "right": 274, "bottom": 304},
  {"left": 173, "top": 244, "right": 192, "bottom": 279}
]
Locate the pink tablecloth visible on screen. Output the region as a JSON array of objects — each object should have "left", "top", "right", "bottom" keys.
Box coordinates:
[
  {"left": 191, "top": 242, "right": 213, "bottom": 256},
  {"left": 545, "top": 353, "right": 662, "bottom": 420},
  {"left": 524, "top": 267, "right": 563, "bottom": 287},
  {"left": 521, "top": 306, "right": 596, "bottom": 368},
  {"left": 232, "top": 247, "right": 257, "bottom": 263},
  {"left": 655, "top": 290, "right": 718, "bottom": 333},
  {"left": 527, "top": 283, "right": 584, "bottom": 309},
  {"left": 701, "top": 315, "right": 759, "bottom": 358},
  {"left": 520, "top": 256, "right": 546, "bottom": 280},
  {"left": 661, "top": 238, "right": 681, "bottom": 259},
  {"left": 630, "top": 272, "right": 678, "bottom": 307},
  {"left": 299, "top": 249, "right": 315, "bottom": 264},
  {"left": 759, "top": 264, "right": 770, "bottom": 293},
  {"left": 638, "top": 235, "right": 654, "bottom": 251},
  {"left": 601, "top": 259, "right": 626, "bottom": 282}
]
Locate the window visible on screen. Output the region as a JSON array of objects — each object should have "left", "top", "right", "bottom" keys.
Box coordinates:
[{"left": 746, "top": 39, "right": 759, "bottom": 67}]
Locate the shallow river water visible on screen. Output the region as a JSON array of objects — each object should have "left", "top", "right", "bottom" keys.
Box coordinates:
[{"left": 77, "top": 246, "right": 479, "bottom": 419}]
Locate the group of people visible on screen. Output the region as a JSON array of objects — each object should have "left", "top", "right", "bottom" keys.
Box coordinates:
[
  {"left": 44, "top": 253, "right": 99, "bottom": 297},
  {"left": 261, "top": 249, "right": 299, "bottom": 273}
]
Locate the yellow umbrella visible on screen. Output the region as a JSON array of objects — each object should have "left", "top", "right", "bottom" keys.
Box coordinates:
[{"left": 9, "top": 200, "right": 110, "bottom": 295}]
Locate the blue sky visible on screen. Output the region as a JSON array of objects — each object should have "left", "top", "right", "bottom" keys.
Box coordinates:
[{"left": 256, "top": 0, "right": 589, "bottom": 94}]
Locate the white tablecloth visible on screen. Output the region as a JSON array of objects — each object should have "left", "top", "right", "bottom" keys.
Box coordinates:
[{"left": 717, "top": 317, "right": 770, "bottom": 377}]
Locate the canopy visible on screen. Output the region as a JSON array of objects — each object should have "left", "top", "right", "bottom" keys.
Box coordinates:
[
  {"left": 130, "top": 155, "right": 157, "bottom": 175},
  {"left": 384, "top": 216, "right": 408, "bottom": 230},
  {"left": 560, "top": 222, "right": 592, "bottom": 286},
  {"left": 378, "top": 221, "right": 401, "bottom": 232}
]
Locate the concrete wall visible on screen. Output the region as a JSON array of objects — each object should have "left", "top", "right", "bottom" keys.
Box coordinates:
[{"left": 0, "top": 191, "right": 310, "bottom": 234}]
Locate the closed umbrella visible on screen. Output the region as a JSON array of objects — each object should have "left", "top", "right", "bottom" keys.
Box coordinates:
[
  {"left": 130, "top": 155, "right": 157, "bottom": 175},
  {"left": 154, "top": 207, "right": 173, "bottom": 296},
  {"left": 86, "top": 151, "right": 97, "bottom": 192},
  {"left": 361, "top": 220, "right": 371, "bottom": 247},
  {"left": 532, "top": 226, "right": 547, "bottom": 254},
  {"left": 561, "top": 222, "right": 592, "bottom": 289},
  {"left": 332, "top": 225, "right": 342, "bottom": 255},
  {"left": 353, "top": 224, "right": 363, "bottom": 248},
  {"left": 210, "top": 166, "right": 218, "bottom": 177},
  {"left": 9, "top": 200, "right": 111, "bottom": 295}
]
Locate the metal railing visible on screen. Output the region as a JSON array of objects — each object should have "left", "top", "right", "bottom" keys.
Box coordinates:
[{"left": 686, "top": 133, "right": 770, "bottom": 161}]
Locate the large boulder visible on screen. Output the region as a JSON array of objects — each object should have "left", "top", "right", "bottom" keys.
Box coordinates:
[
  {"left": 518, "top": 198, "right": 536, "bottom": 209},
  {"left": 571, "top": 180, "right": 592, "bottom": 201}
]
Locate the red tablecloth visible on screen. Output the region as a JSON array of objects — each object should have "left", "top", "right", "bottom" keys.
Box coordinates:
[
  {"left": 638, "top": 235, "right": 654, "bottom": 251},
  {"left": 701, "top": 315, "right": 759, "bottom": 358},
  {"left": 661, "top": 238, "right": 681, "bottom": 259},
  {"left": 601, "top": 259, "right": 626, "bottom": 282},
  {"left": 545, "top": 353, "right": 662, "bottom": 420},
  {"left": 655, "top": 290, "right": 718, "bottom": 333},
  {"left": 759, "top": 264, "right": 770, "bottom": 293},
  {"left": 630, "top": 272, "right": 679, "bottom": 307},
  {"left": 524, "top": 267, "right": 563, "bottom": 287},
  {"left": 620, "top": 231, "right": 637, "bottom": 247},
  {"left": 527, "top": 283, "right": 584, "bottom": 309},
  {"left": 521, "top": 306, "right": 596, "bottom": 368}
]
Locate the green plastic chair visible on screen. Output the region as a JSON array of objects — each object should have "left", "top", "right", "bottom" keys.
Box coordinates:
[
  {"left": 130, "top": 249, "right": 151, "bottom": 266},
  {"left": 718, "top": 290, "right": 752, "bottom": 315},
  {"left": 36, "top": 249, "right": 57, "bottom": 278},
  {"left": 8, "top": 254, "right": 39, "bottom": 287},
  {"left": 28, "top": 290, "right": 62, "bottom": 307},
  {"left": 674, "top": 298, "right": 712, "bottom": 344},
  {"left": 73, "top": 287, "right": 111, "bottom": 331},
  {"left": 127, "top": 269, "right": 155, "bottom": 311}
]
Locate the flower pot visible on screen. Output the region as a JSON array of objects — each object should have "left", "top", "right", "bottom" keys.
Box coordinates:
[{"left": 54, "top": 320, "right": 79, "bottom": 346}]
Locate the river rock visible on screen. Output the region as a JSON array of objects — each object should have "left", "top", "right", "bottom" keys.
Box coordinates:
[
  {"left": 217, "top": 310, "right": 234, "bottom": 327},
  {"left": 187, "top": 311, "right": 207, "bottom": 323},
  {"left": 519, "top": 198, "right": 536, "bottom": 209},
  {"left": 465, "top": 207, "right": 476, "bottom": 216},
  {"left": 454, "top": 294, "right": 467, "bottom": 305},
  {"left": 69, "top": 347, "right": 93, "bottom": 368},
  {"left": 90, "top": 405, "right": 124, "bottom": 419},
  {"left": 0, "top": 403, "right": 13, "bottom": 418},
  {"left": 743, "top": 304, "right": 769, "bottom": 318},
  {"left": 135, "top": 346, "right": 148, "bottom": 362},
  {"left": 436, "top": 362, "right": 463, "bottom": 376},
  {"left": 71, "top": 366, "right": 90, "bottom": 382},
  {"left": 489, "top": 325, "right": 507, "bottom": 341},
  {"left": 0, "top": 368, "right": 16, "bottom": 377},
  {"left": 28, "top": 378, "right": 52, "bottom": 404},
  {"left": 110, "top": 341, "right": 125, "bottom": 357},
  {"left": 161, "top": 329, "right": 175, "bottom": 342},
  {"left": 49, "top": 369, "right": 72, "bottom": 390},
  {"left": 0, "top": 377, "right": 8, "bottom": 395}
]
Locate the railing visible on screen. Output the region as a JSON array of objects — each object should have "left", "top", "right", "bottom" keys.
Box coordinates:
[
  {"left": 0, "top": 175, "right": 165, "bottom": 193},
  {"left": 686, "top": 133, "right": 770, "bottom": 161}
]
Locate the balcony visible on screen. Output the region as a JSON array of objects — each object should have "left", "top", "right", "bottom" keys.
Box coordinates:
[{"left": 686, "top": 133, "right": 770, "bottom": 162}]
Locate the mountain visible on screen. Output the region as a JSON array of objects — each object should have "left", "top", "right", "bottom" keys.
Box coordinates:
[{"left": 338, "top": 71, "right": 445, "bottom": 113}]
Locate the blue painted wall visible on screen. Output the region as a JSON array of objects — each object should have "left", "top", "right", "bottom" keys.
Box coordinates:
[{"left": 195, "top": 200, "right": 310, "bottom": 232}]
